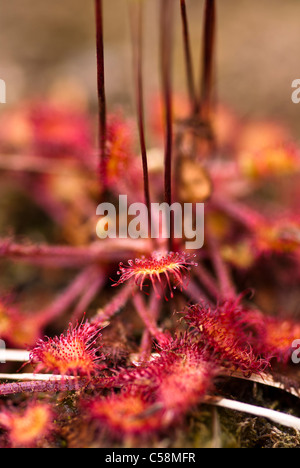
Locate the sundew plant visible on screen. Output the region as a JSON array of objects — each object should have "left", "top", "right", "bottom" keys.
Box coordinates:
[{"left": 0, "top": 0, "right": 300, "bottom": 449}]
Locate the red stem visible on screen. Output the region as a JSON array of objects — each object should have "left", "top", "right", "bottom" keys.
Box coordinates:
[
  {"left": 0, "top": 378, "right": 111, "bottom": 396},
  {"left": 0, "top": 238, "right": 152, "bottom": 267},
  {"left": 95, "top": 0, "right": 107, "bottom": 188},
  {"left": 129, "top": 1, "right": 152, "bottom": 230},
  {"left": 71, "top": 269, "right": 106, "bottom": 322},
  {"left": 208, "top": 233, "right": 236, "bottom": 300},
  {"left": 180, "top": 0, "right": 198, "bottom": 114},
  {"left": 183, "top": 279, "right": 211, "bottom": 304},
  {"left": 200, "top": 0, "right": 216, "bottom": 123},
  {"left": 133, "top": 293, "right": 166, "bottom": 345},
  {"left": 193, "top": 262, "right": 220, "bottom": 299},
  {"left": 139, "top": 292, "right": 162, "bottom": 360},
  {"left": 37, "top": 266, "right": 103, "bottom": 327},
  {"left": 93, "top": 281, "right": 134, "bottom": 323},
  {"left": 160, "top": 0, "right": 174, "bottom": 251},
  {"left": 212, "top": 196, "right": 265, "bottom": 231}
]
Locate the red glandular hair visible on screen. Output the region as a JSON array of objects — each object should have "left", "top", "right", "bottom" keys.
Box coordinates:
[
  {"left": 29, "top": 320, "right": 105, "bottom": 377},
  {"left": 0, "top": 401, "right": 55, "bottom": 448},
  {"left": 186, "top": 301, "right": 270, "bottom": 376},
  {"left": 154, "top": 338, "right": 217, "bottom": 414},
  {"left": 86, "top": 336, "right": 216, "bottom": 436},
  {"left": 113, "top": 251, "right": 198, "bottom": 299},
  {"left": 242, "top": 310, "right": 300, "bottom": 364},
  {"left": 87, "top": 390, "right": 163, "bottom": 436},
  {"left": 105, "top": 113, "right": 139, "bottom": 187}
]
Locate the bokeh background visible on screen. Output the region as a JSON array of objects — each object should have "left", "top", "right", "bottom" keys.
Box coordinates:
[{"left": 0, "top": 0, "right": 300, "bottom": 137}]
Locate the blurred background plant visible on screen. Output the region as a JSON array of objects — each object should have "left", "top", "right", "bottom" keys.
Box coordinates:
[{"left": 0, "top": 0, "right": 300, "bottom": 449}]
